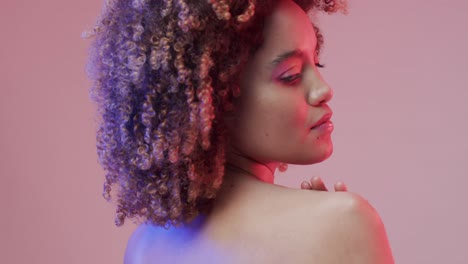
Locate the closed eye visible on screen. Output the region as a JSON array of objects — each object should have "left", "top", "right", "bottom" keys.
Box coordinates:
[
  {"left": 280, "top": 73, "right": 301, "bottom": 84},
  {"left": 279, "top": 63, "right": 326, "bottom": 85}
]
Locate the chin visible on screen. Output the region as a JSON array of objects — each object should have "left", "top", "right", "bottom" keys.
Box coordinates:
[
  {"left": 320, "top": 142, "right": 334, "bottom": 161},
  {"left": 302, "top": 142, "right": 334, "bottom": 164},
  {"left": 289, "top": 149, "right": 333, "bottom": 165},
  {"left": 317, "top": 149, "right": 333, "bottom": 162},
  {"left": 311, "top": 152, "right": 332, "bottom": 164}
]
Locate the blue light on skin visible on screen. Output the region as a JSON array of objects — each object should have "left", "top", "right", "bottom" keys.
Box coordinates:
[{"left": 138, "top": 214, "right": 229, "bottom": 263}]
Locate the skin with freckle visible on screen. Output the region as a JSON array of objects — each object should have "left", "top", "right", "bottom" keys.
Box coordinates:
[{"left": 225, "top": 1, "right": 334, "bottom": 167}]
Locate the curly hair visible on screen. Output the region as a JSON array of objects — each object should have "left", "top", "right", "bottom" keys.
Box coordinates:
[{"left": 83, "top": 0, "right": 348, "bottom": 229}]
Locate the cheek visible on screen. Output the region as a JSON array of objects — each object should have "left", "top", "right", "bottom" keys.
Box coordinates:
[
  {"left": 228, "top": 101, "right": 275, "bottom": 155},
  {"left": 235, "top": 98, "right": 307, "bottom": 145},
  {"left": 290, "top": 105, "right": 308, "bottom": 130},
  {"left": 270, "top": 99, "right": 308, "bottom": 137}
]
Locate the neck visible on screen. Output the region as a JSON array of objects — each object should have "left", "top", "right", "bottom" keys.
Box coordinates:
[{"left": 223, "top": 145, "right": 279, "bottom": 185}]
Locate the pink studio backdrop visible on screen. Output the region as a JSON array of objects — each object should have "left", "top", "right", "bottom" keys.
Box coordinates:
[{"left": 1, "top": 0, "right": 467, "bottom": 263}]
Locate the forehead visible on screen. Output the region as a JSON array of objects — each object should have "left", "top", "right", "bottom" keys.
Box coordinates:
[{"left": 258, "top": 1, "right": 318, "bottom": 62}]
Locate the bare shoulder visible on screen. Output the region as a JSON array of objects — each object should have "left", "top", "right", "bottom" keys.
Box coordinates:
[
  {"left": 124, "top": 223, "right": 156, "bottom": 264},
  {"left": 124, "top": 220, "right": 225, "bottom": 264},
  {"left": 296, "top": 190, "right": 395, "bottom": 264},
  {"left": 123, "top": 187, "right": 394, "bottom": 264}
]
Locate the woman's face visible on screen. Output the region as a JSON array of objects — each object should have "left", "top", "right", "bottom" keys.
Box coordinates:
[{"left": 226, "top": 0, "right": 334, "bottom": 166}]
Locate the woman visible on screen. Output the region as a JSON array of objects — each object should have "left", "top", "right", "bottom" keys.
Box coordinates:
[{"left": 84, "top": 0, "right": 394, "bottom": 263}]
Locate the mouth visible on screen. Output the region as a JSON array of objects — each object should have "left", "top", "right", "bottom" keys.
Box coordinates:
[
  {"left": 311, "top": 120, "right": 333, "bottom": 131},
  {"left": 310, "top": 113, "right": 332, "bottom": 129}
]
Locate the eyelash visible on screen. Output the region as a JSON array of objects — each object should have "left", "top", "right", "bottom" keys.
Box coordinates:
[{"left": 280, "top": 63, "right": 325, "bottom": 85}]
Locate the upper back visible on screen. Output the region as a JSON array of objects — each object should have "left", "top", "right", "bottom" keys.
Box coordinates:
[{"left": 124, "top": 187, "right": 394, "bottom": 264}]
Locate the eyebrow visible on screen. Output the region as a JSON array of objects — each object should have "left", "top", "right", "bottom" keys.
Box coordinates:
[{"left": 269, "top": 49, "right": 306, "bottom": 68}]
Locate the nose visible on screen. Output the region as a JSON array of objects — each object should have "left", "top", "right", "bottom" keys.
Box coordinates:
[{"left": 306, "top": 72, "right": 333, "bottom": 106}]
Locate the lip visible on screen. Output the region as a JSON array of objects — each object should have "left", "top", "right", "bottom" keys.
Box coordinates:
[{"left": 310, "top": 112, "right": 333, "bottom": 129}]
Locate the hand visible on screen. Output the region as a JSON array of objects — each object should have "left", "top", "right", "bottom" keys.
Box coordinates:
[{"left": 300, "top": 176, "right": 348, "bottom": 192}]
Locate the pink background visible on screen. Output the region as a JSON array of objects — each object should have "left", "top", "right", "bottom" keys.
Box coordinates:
[{"left": 1, "top": 0, "right": 467, "bottom": 263}]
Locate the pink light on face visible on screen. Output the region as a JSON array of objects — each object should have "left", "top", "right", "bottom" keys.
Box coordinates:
[{"left": 310, "top": 120, "right": 334, "bottom": 133}]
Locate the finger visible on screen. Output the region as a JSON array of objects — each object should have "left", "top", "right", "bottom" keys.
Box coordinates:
[
  {"left": 311, "top": 176, "right": 328, "bottom": 191},
  {"left": 334, "top": 181, "right": 348, "bottom": 192},
  {"left": 301, "top": 181, "right": 312, "bottom": 190}
]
